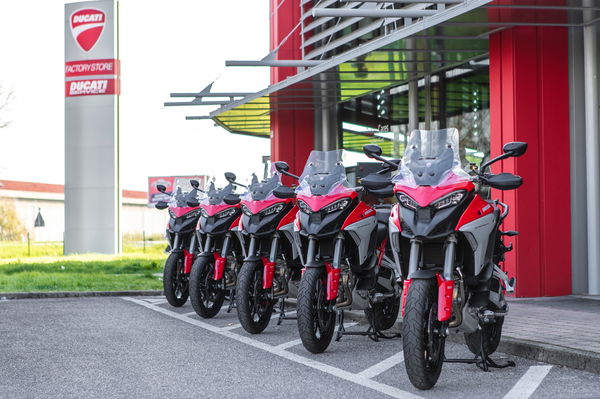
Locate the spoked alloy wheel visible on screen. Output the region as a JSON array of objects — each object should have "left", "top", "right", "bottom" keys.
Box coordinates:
[
  {"left": 297, "top": 268, "right": 337, "bottom": 354},
  {"left": 189, "top": 257, "right": 226, "bottom": 318},
  {"left": 235, "top": 261, "right": 275, "bottom": 334},
  {"left": 163, "top": 252, "right": 189, "bottom": 307},
  {"left": 402, "top": 278, "right": 445, "bottom": 390}
]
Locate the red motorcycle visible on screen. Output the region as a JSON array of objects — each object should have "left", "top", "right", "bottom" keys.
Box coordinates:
[
  {"left": 155, "top": 180, "right": 203, "bottom": 307},
  {"left": 234, "top": 169, "right": 301, "bottom": 333},
  {"left": 365, "top": 129, "right": 525, "bottom": 390},
  {"left": 189, "top": 173, "right": 245, "bottom": 318},
  {"left": 291, "top": 150, "right": 402, "bottom": 354}
]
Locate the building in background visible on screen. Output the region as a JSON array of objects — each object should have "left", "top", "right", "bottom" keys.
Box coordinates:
[
  {"left": 168, "top": 0, "right": 600, "bottom": 297},
  {"left": 0, "top": 180, "right": 167, "bottom": 242}
]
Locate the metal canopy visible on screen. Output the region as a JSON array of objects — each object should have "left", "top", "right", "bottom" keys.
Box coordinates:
[{"left": 166, "top": 0, "right": 598, "bottom": 141}]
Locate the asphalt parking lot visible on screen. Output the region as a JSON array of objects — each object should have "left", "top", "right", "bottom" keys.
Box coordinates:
[{"left": 1, "top": 296, "right": 600, "bottom": 398}]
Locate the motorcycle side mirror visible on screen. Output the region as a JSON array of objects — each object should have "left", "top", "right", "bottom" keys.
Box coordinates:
[
  {"left": 224, "top": 172, "right": 236, "bottom": 182},
  {"left": 484, "top": 173, "right": 523, "bottom": 190},
  {"left": 155, "top": 201, "right": 168, "bottom": 210},
  {"left": 223, "top": 194, "right": 241, "bottom": 205},
  {"left": 274, "top": 161, "right": 290, "bottom": 173},
  {"left": 363, "top": 144, "right": 383, "bottom": 159},
  {"left": 503, "top": 142, "right": 528, "bottom": 157},
  {"left": 273, "top": 186, "right": 295, "bottom": 199},
  {"left": 156, "top": 184, "right": 167, "bottom": 193},
  {"left": 190, "top": 179, "right": 199, "bottom": 189},
  {"left": 186, "top": 199, "right": 200, "bottom": 207}
]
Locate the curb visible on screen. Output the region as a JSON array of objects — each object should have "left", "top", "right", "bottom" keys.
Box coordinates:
[
  {"left": 342, "top": 309, "right": 600, "bottom": 375},
  {"left": 0, "top": 290, "right": 163, "bottom": 300}
]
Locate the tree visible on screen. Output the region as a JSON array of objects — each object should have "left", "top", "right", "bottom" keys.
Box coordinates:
[{"left": 0, "top": 199, "right": 26, "bottom": 241}]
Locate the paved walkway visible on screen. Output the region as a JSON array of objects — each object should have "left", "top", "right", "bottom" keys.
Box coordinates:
[{"left": 504, "top": 296, "right": 600, "bottom": 354}]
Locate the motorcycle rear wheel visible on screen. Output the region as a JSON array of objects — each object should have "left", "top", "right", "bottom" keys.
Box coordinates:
[
  {"left": 163, "top": 252, "right": 189, "bottom": 307},
  {"left": 364, "top": 295, "right": 400, "bottom": 331},
  {"left": 464, "top": 316, "right": 504, "bottom": 356},
  {"left": 189, "top": 256, "right": 226, "bottom": 318},
  {"left": 297, "top": 268, "right": 336, "bottom": 354},
  {"left": 236, "top": 261, "right": 276, "bottom": 334},
  {"left": 402, "top": 278, "right": 445, "bottom": 390}
]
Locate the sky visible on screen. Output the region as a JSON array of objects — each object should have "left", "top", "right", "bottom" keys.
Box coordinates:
[{"left": 0, "top": 0, "right": 272, "bottom": 191}]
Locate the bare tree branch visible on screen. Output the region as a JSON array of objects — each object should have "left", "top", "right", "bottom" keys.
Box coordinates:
[{"left": 0, "top": 87, "right": 13, "bottom": 129}]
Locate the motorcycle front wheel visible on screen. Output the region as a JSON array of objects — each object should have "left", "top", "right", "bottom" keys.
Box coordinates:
[
  {"left": 189, "top": 256, "right": 226, "bottom": 318},
  {"left": 402, "top": 278, "right": 445, "bottom": 390},
  {"left": 236, "top": 261, "right": 276, "bottom": 334},
  {"left": 297, "top": 268, "right": 336, "bottom": 354},
  {"left": 163, "top": 252, "right": 189, "bottom": 307}
]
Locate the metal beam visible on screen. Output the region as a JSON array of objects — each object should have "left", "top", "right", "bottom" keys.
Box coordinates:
[
  {"left": 226, "top": 60, "right": 322, "bottom": 67},
  {"left": 312, "top": 8, "right": 437, "bottom": 18},
  {"left": 164, "top": 100, "right": 230, "bottom": 107},
  {"left": 171, "top": 92, "right": 251, "bottom": 98},
  {"left": 338, "top": 0, "right": 463, "bottom": 3}
]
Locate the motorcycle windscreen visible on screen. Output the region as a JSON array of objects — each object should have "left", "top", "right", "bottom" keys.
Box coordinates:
[
  {"left": 240, "top": 166, "right": 282, "bottom": 202},
  {"left": 168, "top": 179, "right": 205, "bottom": 208},
  {"left": 202, "top": 181, "right": 237, "bottom": 205},
  {"left": 392, "top": 128, "right": 470, "bottom": 188},
  {"left": 296, "top": 150, "right": 353, "bottom": 196}
]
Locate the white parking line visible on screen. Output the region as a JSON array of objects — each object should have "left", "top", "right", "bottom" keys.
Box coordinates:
[
  {"left": 274, "top": 322, "right": 358, "bottom": 350},
  {"left": 502, "top": 365, "right": 553, "bottom": 399},
  {"left": 182, "top": 311, "right": 197, "bottom": 317},
  {"left": 145, "top": 298, "right": 167, "bottom": 304},
  {"left": 123, "top": 297, "right": 422, "bottom": 399},
  {"left": 358, "top": 351, "right": 405, "bottom": 379}
]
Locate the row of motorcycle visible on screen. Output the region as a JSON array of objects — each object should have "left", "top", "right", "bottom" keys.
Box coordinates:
[{"left": 154, "top": 128, "right": 527, "bottom": 390}]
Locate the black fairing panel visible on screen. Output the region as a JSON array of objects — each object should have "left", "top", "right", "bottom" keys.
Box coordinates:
[
  {"left": 298, "top": 198, "right": 357, "bottom": 237},
  {"left": 200, "top": 209, "right": 241, "bottom": 235},
  {"left": 399, "top": 194, "right": 472, "bottom": 239},
  {"left": 242, "top": 203, "right": 294, "bottom": 237},
  {"left": 168, "top": 215, "right": 201, "bottom": 234}
]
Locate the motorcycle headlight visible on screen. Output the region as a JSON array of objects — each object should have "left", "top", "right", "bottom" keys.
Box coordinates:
[
  {"left": 200, "top": 208, "right": 209, "bottom": 218},
  {"left": 297, "top": 200, "right": 313, "bottom": 215},
  {"left": 184, "top": 209, "right": 201, "bottom": 219},
  {"left": 396, "top": 193, "right": 418, "bottom": 210},
  {"left": 431, "top": 190, "right": 466, "bottom": 210},
  {"left": 322, "top": 198, "right": 350, "bottom": 214},
  {"left": 261, "top": 203, "right": 285, "bottom": 217},
  {"left": 215, "top": 207, "right": 237, "bottom": 219},
  {"left": 241, "top": 204, "right": 252, "bottom": 216},
  {"left": 168, "top": 209, "right": 177, "bottom": 219}
]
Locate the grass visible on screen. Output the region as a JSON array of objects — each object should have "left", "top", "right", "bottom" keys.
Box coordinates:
[
  {"left": 0, "top": 241, "right": 167, "bottom": 258},
  {"left": 0, "top": 242, "right": 169, "bottom": 293}
]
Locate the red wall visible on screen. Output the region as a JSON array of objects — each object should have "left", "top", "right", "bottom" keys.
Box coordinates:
[
  {"left": 270, "top": 0, "right": 314, "bottom": 180},
  {"left": 489, "top": 0, "right": 572, "bottom": 297}
]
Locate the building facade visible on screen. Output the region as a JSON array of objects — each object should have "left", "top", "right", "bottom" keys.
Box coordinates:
[{"left": 170, "top": 0, "right": 599, "bottom": 297}]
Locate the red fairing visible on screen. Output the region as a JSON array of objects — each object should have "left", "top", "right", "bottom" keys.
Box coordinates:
[
  {"left": 401, "top": 279, "right": 411, "bottom": 317},
  {"left": 183, "top": 250, "right": 194, "bottom": 274},
  {"left": 341, "top": 201, "right": 375, "bottom": 229},
  {"left": 214, "top": 253, "right": 226, "bottom": 281},
  {"left": 436, "top": 274, "right": 454, "bottom": 322},
  {"left": 390, "top": 204, "right": 401, "bottom": 231},
  {"left": 325, "top": 262, "right": 341, "bottom": 301},
  {"left": 297, "top": 190, "right": 358, "bottom": 212},
  {"left": 242, "top": 198, "right": 292, "bottom": 214},
  {"left": 168, "top": 206, "right": 200, "bottom": 218},
  {"left": 277, "top": 205, "right": 298, "bottom": 229},
  {"left": 455, "top": 194, "right": 494, "bottom": 230},
  {"left": 229, "top": 215, "right": 241, "bottom": 230},
  {"left": 262, "top": 257, "right": 276, "bottom": 289},
  {"left": 201, "top": 203, "right": 239, "bottom": 217},
  {"left": 394, "top": 173, "right": 474, "bottom": 207}
]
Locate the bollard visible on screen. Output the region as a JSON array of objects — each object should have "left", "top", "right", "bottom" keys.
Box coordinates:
[
  {"left": 143, "top": 231, "right": 146, "bottom": 253},
  {"left": 27, "top": 232, "right": 31, "bottom": 256}
]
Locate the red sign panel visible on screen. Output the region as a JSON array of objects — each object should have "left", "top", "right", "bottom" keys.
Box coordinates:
[
  {"left": 70, "top": 8, "right": 106, "bottom": 52},
  {"left": 65, "top": 59, "right": 120, "bottom": 77},
  {"left": 65, "top": 78, "right": 120, "bottom": 97}
]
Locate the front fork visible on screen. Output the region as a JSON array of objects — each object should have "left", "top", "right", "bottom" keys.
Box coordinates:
[
  {"left": 211, "top": 234, "right": 232, "bottom": 281},
  {"left": 304, "top": 235, "right": 343, "bottom": 302},
  {"left": 171, "top": 233, "right": 196, "bottom": 274},
  {"left": 401, "top": 235, "right": 456, "bottom": 322}
]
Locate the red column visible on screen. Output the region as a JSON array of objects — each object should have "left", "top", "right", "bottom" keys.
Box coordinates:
[
  {"left": 489, "top": 0, "right": 571, "bottom": 297},
  {"left": 270, "top": 0, "right": 314, "bottom": 180}
]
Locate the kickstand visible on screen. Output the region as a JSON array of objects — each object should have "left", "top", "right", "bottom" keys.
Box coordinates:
[
  {"left": 335, "top": 310, "right": 346, "bottom": 341},
  {"left": 227, "top": 289, "right": 236, "bottom": 313},
  {"left": 444, "top": 327, "right": 515, "bottom": 371},
  {"left": 335, "top": 308, "right": 400, "bottom": 342},
  {"left": 277, "top": 298, "right": 297, "bottom": 325}
]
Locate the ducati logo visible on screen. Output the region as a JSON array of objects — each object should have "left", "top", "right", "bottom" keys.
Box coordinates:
[{"left": 70, "top": 8, "right": 106, "bottom": 52}]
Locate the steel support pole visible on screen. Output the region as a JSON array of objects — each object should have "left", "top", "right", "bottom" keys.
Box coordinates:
[
  {"left": 583, "top": 0, "right": 600, "bottom": 294},
  {"left": 407, "top": 32, "right": 419, "bottom": 132}
]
